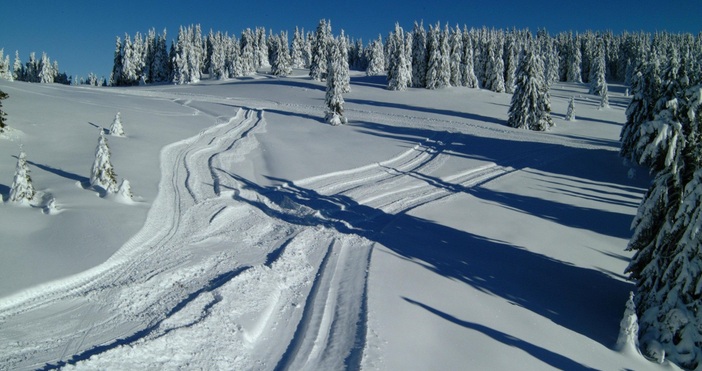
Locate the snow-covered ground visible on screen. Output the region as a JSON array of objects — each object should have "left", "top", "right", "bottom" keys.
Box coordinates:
[{"left": 0, "top": 72, "right": 681, "bottom": 370}]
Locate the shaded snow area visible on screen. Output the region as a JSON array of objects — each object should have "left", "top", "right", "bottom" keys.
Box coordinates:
[{"left": 0, "top": 73, "right": 681, "bottom": 370}]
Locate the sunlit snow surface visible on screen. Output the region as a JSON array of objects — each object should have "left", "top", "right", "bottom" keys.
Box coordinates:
[{"left": 0, "top": 73, "right": 681, "bottom": 370}]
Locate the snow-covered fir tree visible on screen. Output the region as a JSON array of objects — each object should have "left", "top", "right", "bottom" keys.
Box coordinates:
[
  {"left": 90, "top": 130, "right": 118, "bottom": 194},
  {"left": 109, "top": 112, "right": 125, "bottom": 137},
  {"left": 8, "top": 148, "right": 36, "bottom": 204},
  {"left": 0, "top": 89, "right": 8, "bottom": 132},
  {"left": 484, "top": 39, "right": 505, "bottom": 93},
  {"left": 411, "top": 21, "right": 428, "bottom": 88},
  {"left": 599, "top": 80, "right": 610, "bottom": 109},
  {"left": 337, "top": 30, "right": 351, "bottom": 93},
  {"left": 309, "top": 19, "right": 331, "bottom": 81},
  {"left": 208, "top": 32, "right": 228, "bottom": 80},
  {"left": 437, "top": 24, "right": 451, "bottom": 88},
  {"left": 460, "top": 27, "right": 478, "bottom": 88},
  {"left": 589, "top": 38, "right": 607, "bottom": 95},
  {"left": 565, "top": 96, "right": 576, "bottom": 121},
  {"left": 118, "top": 179, "right": 133, "bottom": 201},
  {"left": 567, "top": 36, "right": 583, "bottom": 83},
  {"left": 38, "top": 52, "right": 55, "bottom": 84},
  {"left": 625, "top": 83, "right": 702, "bottom": 369},
  {"left": 270, "top": 31, "right": 292, "bottom": 77},
  {"left": 449, "top": 25, "right": 463, "bottom": 87},
  {"left": 425, "top": 24, "right": 442, "bottom": 90},
  {"left": 507, "top": 47, "right": 554, "bottom": 131},
  {"left": 615, "top": 292, "right": 641, "bottom": 354},
  {"left": 365, "top": 35, "right": 385, "bottom": 76},
  {"left": 13, "top": 50, "right": 23, "bottom": 81},
  {"left": 324, "top": 38, "right": 348, "bottom": 126},
  {"left": 503, "top": 36, "right": 517, "bottom": 93},
  {"left": 387, "top": 23, "right": 411, "bottom": 91},
  {"left": 291, "top": 27, "right": 305, "bottom": 68}
]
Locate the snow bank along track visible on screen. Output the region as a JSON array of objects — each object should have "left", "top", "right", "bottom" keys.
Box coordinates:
[{"left": 1, "top": 87, "right": 587, "bottom": 370}]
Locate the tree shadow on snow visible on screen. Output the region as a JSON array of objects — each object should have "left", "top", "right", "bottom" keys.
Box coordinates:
[
  {"left": 22, "top": 157, "right": 90, "bottom": 184},
  {"left": 403, "top": 298, "right": 600, "bottom": 371},
  {"left": 345, "top": 99, "right": 506, "bottom": 126},
  {"left": 221, "top": 171, "right": 634, "bottom": 349}
]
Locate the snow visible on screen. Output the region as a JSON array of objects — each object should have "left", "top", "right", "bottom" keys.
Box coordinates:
[{"left": 0, "top": 74, "right": 683, "bottom": 370}]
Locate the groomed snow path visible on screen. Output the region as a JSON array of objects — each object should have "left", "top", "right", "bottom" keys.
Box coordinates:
[{"left": 0, "top": 77, "right": 662, "bottom": 370}]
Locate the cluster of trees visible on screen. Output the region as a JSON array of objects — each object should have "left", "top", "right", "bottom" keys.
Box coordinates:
[
  {"left": 619, "top": 33, "right": 702, "bottom": 369},
  {"left": 0, "top": 49, "right": 69, "bottom": 84},
  {"left": 4, "top": 112, "right": 133, "bottom": 211}
]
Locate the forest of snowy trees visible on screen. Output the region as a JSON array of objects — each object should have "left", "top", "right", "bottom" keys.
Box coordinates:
[{"left": 3, "top": 18, "right": 702, "bottom": 370}]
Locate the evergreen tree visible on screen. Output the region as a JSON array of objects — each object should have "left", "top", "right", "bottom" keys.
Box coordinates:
[
  {"left": 90, "top": 130, "right": 118, "bottom": 194},
  {"left": 615, "top": 292, "right": 641, "bottom": 354},
  {"left": 625, "top": 85, "right": 702, "bottom": 369},
  {"left": 460, "top": 27, "right": 478, "bottom": 88},
  {"left": 13, "top": 51, "right": 23, "bottom": 81},
  {"left": 310, "top": 19, "right": 331, "bottom": 81},
  {"left": 291, "top": 27, "right": 305, "bottom": 68},
  {"left": 411, "top": 21, "right": 428, "bottom": 88},
  {"left": 503, "top": 35, "right": 517, "bottom": 93},
  {"left": 565, "top": 96, "right": 576, "bottom": 121},
  {"left": 599, "top": 80, "right": 610, "bottom": 109},
  {"left": 0, "top": 89, "right": 8, "bottom": 132},
  {"left": 338, "top": 30, "right": 351, "bottom": 93},
  {"left": 387, "top": 23, "right": 410, "bottom": 91},
  {"left": 425, "top": 24, "right": 442, "bottom": 89},
  {"left": 449, "top": 25, "right": 463, "bottom": 87},
  {"left": 438, "top": 24, "right": 451, "bottom": 88},
  {"left": 270, "top": 32, "right": 292, "bottom": 77},
  {"left": 507, "top": 48, "right": 554, "bottom": 130},
  {"left": 109, "top": 112, "right": 125, "bottom": 137},
  {"left": 325, "top": 39, "right": 348, "bottom": 126},
  {"left": 567, "top": 36, "right": 583, "bottom": 83},
  {"left": 8, "top": 148, "right": 36, "bottom": 204},
  {"left": 589, "top": 38, "right": 607, "bottom": 95},
  {"left": 484, "top": 39, "right": 506, "bottom": 93},
  {"left": 365, "top": 35, "right": 385, "bottom": 76}
]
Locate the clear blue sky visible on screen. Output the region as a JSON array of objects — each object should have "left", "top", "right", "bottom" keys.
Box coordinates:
[{"left": 1, "top": 0, "right": 700, "bottom": 79}]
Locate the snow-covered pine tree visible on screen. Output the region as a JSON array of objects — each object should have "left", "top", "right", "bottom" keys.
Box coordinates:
[
  {"left": 503, "top": 35, "right": 517, "bottom": 93},
  {"left": 567, "top": 35, "right": 583, "bottom": 83},
  {"left": 625, "top": 85, "right": 702, "bottom": 369},
  {"left": 449, "top": 25, "right": 463, "bottom": 87},
  {"left": 0, "top": 89, "right": 7, "bottom": 132},
  {"left": 109, "top": 112, "right": 125, "bottom": 137},
  {"left": 461, "top": 27, "right": 478, "bottom": 88},
  {"left": 325, "top": 38, "right": 348, "bottom": 126},
  {"left": 589, "top": 38, "right": 607, "bottom": 95},
  {"left": 507, "top": 47, "right": 554, "bottom": 131},
  {"left": 90, "top": 130, "right": 118, "bottom": 194},
  {"left": 227, "top": 36, "right": 244, "bottom": 78},
  {"left": 599, "top": 80, "right": 610, "bottom": 109},
  {"left": 565, "top": 96, "right": 576, "bottom": 121},
  {"left": 38, "top": 52, "right": 54, "bottom": 84},
  {"left": 425, "top": 24, "right": 442, "bottom": 89},
  {"left": 365, "top": 35, "right": 385, "bottom": 76},
  {"left": 484, "top": 39, "right": 506, "bottom": 93},
  {"left": 13, "top": 51, "right": 23, "bottom": 81},
  {"left": 437, "top": 24, "right": 451, "bottom": 88},
  {"left": 291, "top": 27, "right": 305, "bottom": 68},
  {"left": 338, "top": 30, "right": 351, "bottom": 93},
  {"left": 208, "top": 31, "right": 227, "bottom": 80},
  {"left": 411, "top": 21, "right": 428, "bottom": 88},
  {"left": 8, "top": 147, "right": 36, "bottom": 204},
  {"left": 270, "top": 31, "right": 292, "bottom": 77},
  {"left": 118, "top": 179, "right": 133, "bottom": 201},
  {"left": 310, "top": 19, "right": 331, "bottom": 81},
  {"left": 387, "top": 23, "right": 410, "bottom": 91},
  {"left": 615, "top": 292, "right": 641, "bottom": 354}
]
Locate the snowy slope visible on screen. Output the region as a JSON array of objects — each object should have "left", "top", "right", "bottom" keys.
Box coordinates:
[{"left": 0, "top": 74, "right": 680, "bottom": 370}]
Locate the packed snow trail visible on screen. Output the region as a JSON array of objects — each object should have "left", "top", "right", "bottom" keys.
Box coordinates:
[{"left": 0, "top": 80, "right": 648, "bottom": 370}]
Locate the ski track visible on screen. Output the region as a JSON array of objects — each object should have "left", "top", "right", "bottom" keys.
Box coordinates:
[{"left": 0, "top": 87, "right": 600, "bottom": 370}]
